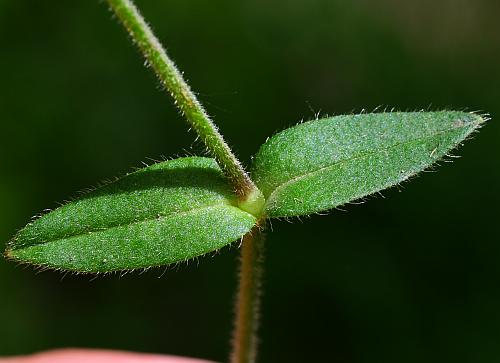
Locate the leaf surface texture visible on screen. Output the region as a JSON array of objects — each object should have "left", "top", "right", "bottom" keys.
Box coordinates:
[
  {"left": 6, "top": 157, "right": 256, "bottom": 272},
  {"left": 251, "top": 111, "right": 484, "bottom": 217}
]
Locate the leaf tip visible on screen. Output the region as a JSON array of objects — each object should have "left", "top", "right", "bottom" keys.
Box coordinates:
[
  {"left": 457, "top": 111, "right": 487, "bottom": 127},
  {"left": 3, "top": 247, "right": 12, "bottom": 260},
  {"left": 3, "top": 244, "right": 24, "bottom": 268}
]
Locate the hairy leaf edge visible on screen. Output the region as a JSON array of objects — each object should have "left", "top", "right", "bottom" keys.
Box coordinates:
[
  {"left": 5, "top": 204, "right": 257, "bottom": 274},
  {"left": 259, "top": 112, "right": 487, "bottom": 218}
]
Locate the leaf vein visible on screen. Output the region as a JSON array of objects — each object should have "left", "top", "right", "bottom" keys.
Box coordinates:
[{"left": 265, "top": 126, "right": 462, "bottom": 207}]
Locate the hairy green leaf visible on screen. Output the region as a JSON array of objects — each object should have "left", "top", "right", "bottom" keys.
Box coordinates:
[
  {"left": 5, "top": 157, "right": 256, "bottom": 273},
  {"left": 252, "top": 111, "right": 485, "bottom": 217}
]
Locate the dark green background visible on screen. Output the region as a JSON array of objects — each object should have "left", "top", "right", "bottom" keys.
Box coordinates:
[{"left": 1, "top": 1, "right": 499, "bottom": 362}]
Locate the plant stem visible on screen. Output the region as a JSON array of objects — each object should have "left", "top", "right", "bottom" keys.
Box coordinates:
[
  {"left": 105, "top": 0, "right": 257, "bottom": 198},
  {"left": 231, "top": 225, "right": 265, "bottom": 363},
  {"left": 105, "top": 3, "right": 267, "bottom": 362}
]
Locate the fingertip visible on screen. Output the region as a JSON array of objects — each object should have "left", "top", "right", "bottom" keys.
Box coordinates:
[{"left": 0, "top": 349, "right": 217, "bottom": 363}]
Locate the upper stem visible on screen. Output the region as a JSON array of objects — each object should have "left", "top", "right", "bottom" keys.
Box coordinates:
[{"left": 105, "top": 0, "right": 259, "bottom": 199}]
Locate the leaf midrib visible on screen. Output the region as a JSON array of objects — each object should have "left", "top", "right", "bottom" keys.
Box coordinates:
[
  {"left": 264, "top": 125, "right": 466, "bottom": 208},
  {"left": 12, "top": 202, "right": 253, "bottom": 250}
]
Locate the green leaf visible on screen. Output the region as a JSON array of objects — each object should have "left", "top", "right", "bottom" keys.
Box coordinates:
[
  {"left": 5, "top": 157, "right": 257, "bottom": 273},
  {"left": 251, "top": 111, "right": 485, "bottom": 217}
]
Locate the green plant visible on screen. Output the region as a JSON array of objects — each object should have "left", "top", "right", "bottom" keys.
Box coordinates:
[{"left": 3, "top": 0, "right": 486, "bottom": 362}]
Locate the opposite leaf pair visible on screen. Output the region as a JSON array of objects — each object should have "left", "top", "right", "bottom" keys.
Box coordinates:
[{"left": 5, "top": 111, "right": 484, "bottom": 273}]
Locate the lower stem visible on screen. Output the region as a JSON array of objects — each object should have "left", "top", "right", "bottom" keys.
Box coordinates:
[{"left": 230, "top": 225, "right": 265, "bottom": 363}]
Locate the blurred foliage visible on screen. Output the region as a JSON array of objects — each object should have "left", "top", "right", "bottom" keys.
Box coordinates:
[{"left": 0, "top": 0, "right": 499, "bottom": 362}]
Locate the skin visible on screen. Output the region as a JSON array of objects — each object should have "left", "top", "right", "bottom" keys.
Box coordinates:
[{"left": 0, "top": 349, "right": 216, "bottom": 363}]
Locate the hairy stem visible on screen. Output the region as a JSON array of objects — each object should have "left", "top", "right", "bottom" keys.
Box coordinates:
[
  {"left": 104, "top": 2, "right": 267, "bottom": 361},
  {"left": 105, "top": 0, "right": 258, "bottom": 198},
  {"left": 231, "top": 226, "right": 265, "bottom": 363}
]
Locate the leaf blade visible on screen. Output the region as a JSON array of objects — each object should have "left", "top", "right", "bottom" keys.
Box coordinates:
[
  {"left": 251, "top": 111, "right": 485, "bottom": 217},
  {"left": 6, "top": 157, "right": 256, "bottom": 272}
]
